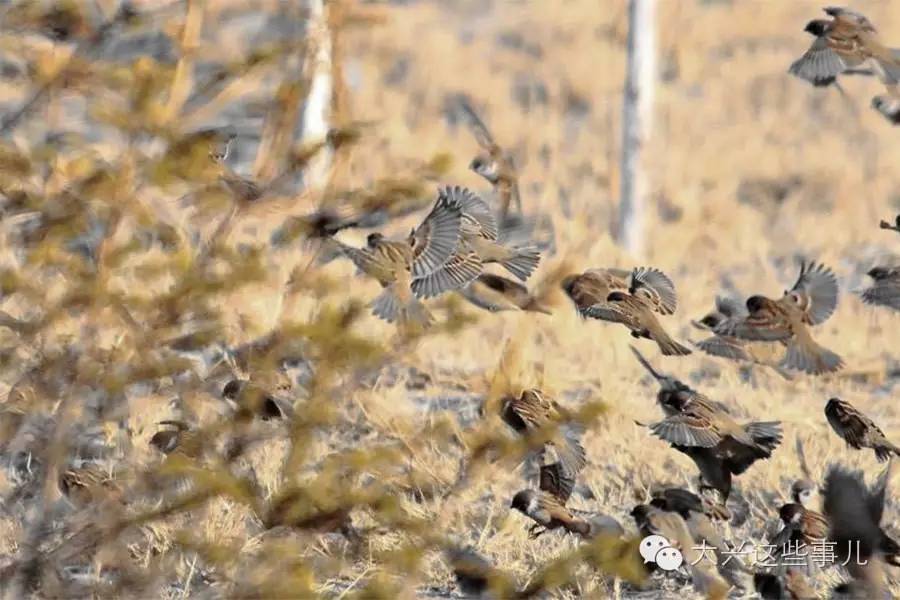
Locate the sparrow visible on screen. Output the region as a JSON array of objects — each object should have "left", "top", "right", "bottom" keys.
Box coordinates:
[
  {"left": 632, "top": 347, "right": 783, "bottom": 501},
  {"left": 714, "top": 261, "right": 842, "bottom": 375},
  {"left": 562, "top": 267, "right": 689, "bottom": 356},
  {"left": 771, "top": 503, "right": 830, "bottom": 562},
  {"left": 510, "top": 489, "right": 623, "bottom": 540},
  {"left": 860, "top": 266, "right": 900, "bottom": 312},
  {"left": 458, "top": 273, "right": 551, "bottom": 314},
  {"left": 649, "top": 487, "right": 746, "bottom": 587},
  {"left": 692, "top": 295, "right": 792, "bottom": 378},
  {"left": 753, "top": 569, "right": 818, "bottom": 600},
  {"left": 149, "top": 420, "right": 201, "bottom": 458},
  {"left": 825, "top": 397, "right": 900, "bottom": 462},
  {"left": 222, "top": 379, "right": 293, "bottom": 421},
  {"left": 823, "top": 464, "right": 900, "bottom": 598},
  {"left": 631, "top": 504, "right": 730, "bottom": 599},
  {"left": 333, "top": 187, "right": 479, "bottom": 326},
  {"left": 443, "top": 546, "right": 516, "bottom": 598},
  {"left": 444, "top": 186, "right": 540, "bottom": 285},
  {"left": 791, "top": 479, "right": 821, "bottom": 511},
  {"left": 879, "top": 214, "right": 900, "bottom": 233},
  {"left": 457, "top": 96, "right": 521, "bottom": 220},
  {"left": 500, "top": 389, "right": 586, "bottom": 481}
]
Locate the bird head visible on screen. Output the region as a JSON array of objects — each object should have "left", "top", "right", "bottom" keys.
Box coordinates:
[
  {"left": 745, "top": 295, "right": 769, "bottom": 313},
  {"left": 469, "top": 155, "right": 499, "bottom": 182},
  {"left": 510, "top": 490, "right": 536, "bottom": 514},
  {"left": 791, "top": 479, "right": 820, "bottom": 509},
  {"left": 222, "top": 379, "right": 245, "bottom": 400},
  {"left": 778, "top": 503, "right": 804, "bottom": 526},
  {"left": 366, "top": 232, "right": 385, "bottom": 248},
  {"left": 867, "top": 266, "right": 890, "bottom": 280},
  {"left": 698, "top": 312, "right": 723, "bottom": 329},
  {"left": 803, "top": 19, "right": 830, "bottom": 36},
  {"left": 606, "top": 291, "right": 629, "bottom": 303}
]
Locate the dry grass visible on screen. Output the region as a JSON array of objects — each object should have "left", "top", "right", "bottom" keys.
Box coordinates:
[{"left": 1, "top": 0, "right": 900, "bottom": 598}]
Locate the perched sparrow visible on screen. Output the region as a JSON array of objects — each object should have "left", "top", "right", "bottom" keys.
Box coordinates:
[
  {"left": 823, "top": 464, "right": 900, "bottom": 598},
  {"left": 459, "top": 273, "right": 551, "bottom": 314},
  {"left": 825, "top": 398, "right": 900, "bottom": 462},
  {"left": 791, "top": 479, "right": 821, "bottom": 511},
  {"left": 149, "top": 420, "right": 201, "bottom": 458},
  {"left": 879, "top": 214, "right": 900, "bottom": 233},
  {"left": 510, "top": 489, "right": 623, "bottom": 540},
  {"left": 333, "top": 187, "right": 479, "bottom": 327},
  {"left": 753, "top": 569, "right": 818, "bottom": 600},
  {"left": 457, "top": 96, "right": 521, "bottom": 220},
  {"left": 692, "top": 296, "right": 792, "bottom": 378},
  {"left": 631, "top": 504, "right": 730, "bottom": 599},
  {"left": 500, "top": 389, "right": 586, "bottom": 480},
  {"left": 633, "top": 347, "right": 783, "bottom": 501},
  {"left": 562, "top": 267, "right": 689, "bottom": 356},
  {"left": 714, "top": 261, "right": 842, "bottom": 375},
  {"left": 222, "top": 379, "right": 293, "bottom": 420},
  {"left": 860, "top": 266, "right": 900, "bottom": 312},
  {"left": 445, "top": 186, "right": 540, "bottom": 284},
  {"left": 444, "top": 546, "right": 516, "bottom": 598}
]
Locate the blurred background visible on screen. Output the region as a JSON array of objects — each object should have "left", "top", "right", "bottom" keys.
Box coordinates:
[{"left": 0, "top": 0, "right": 899, "bottom": 597}]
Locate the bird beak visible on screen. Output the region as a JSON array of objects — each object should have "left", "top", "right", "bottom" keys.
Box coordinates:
[{"left": 630, "top": 346, "right": 665, "bottom": 381}]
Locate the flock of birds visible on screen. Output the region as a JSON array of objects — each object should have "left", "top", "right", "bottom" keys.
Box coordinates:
[{"left": 8, "top": 5, "right": 900, "bottom": 600}]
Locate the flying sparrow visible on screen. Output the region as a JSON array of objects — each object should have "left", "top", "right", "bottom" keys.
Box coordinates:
[
  {"left": 632, "top": 347, "right": 783, "bottom": 501},
  {"left": 562, "top": 267, "right": 689, "bottom": 356},
  {"left": 714, "top": 261, "right": 842, "bottom": 374},
  {"left": 459, "top": 273, "right": 551, "bottom": 314},
  {"left": 510, "top": 489, "right": 623, "bottom": 540},
  {"left": 879, "top": 214, "right": 900, "bottom": 233},
  {"left": 692, "top": 295, "right": 792, "bottom": 378},
  {"left": 457, "top": 96, "right": 521, "bottom": 220},
  {"left": 500, "top": 389, "right": 586, "bottom": 481},
  {"left": 825, "top": 397, "right": 900, "bottom": 462},
  {"left": 861, "top": 266, "right": 900, "bottom": 312},
  {"left": 771, "top": 503, "right": 830, "bottom": 555},
  {"left": 650, "top": 486, "right": 731, "bottom": 521},
  {"left": 332, "top": 187, "right": 480, "bottom": 326}
]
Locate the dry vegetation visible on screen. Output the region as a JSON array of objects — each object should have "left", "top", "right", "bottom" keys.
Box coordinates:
[{"left": 1, "top": 0, "right": 900, "bottom": 598}]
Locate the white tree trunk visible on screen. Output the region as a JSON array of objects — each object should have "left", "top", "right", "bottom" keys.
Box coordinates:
[
  {"left": 301, "top": 0, "right": 333, "bottom": 189},
  {"left": 618, "top": 0, "right": 656, "bottom": 258}
]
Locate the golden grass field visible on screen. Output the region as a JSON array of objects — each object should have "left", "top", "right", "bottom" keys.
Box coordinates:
[{"left": 2, "top": 0, "right": 900, "bottom": 598}]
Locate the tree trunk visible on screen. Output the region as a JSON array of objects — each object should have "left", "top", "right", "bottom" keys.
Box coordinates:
[
  {"left": 617, "top": 0, "right": 656, "bottom": 258},
  {"left": 300, "top": 0, "right": 333, "bottom": 189}
]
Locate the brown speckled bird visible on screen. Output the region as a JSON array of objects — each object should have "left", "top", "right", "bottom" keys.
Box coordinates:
[
  {"left": 771, "top": 503, "right": 830, "bottom": 558},
  {"left": 500, "top": 389, "right": 586, "bottom": 480},
  {"left": 714, "top": 261, "right": 842, "bottom": 375},
  {"left": 633, "top": 347, "right": 783, "bottom": 501},
  {"left": 444, "top": 186, "right": 540, "bottom": 284},
  {"left": 333, "top": 187, "right": 480, "bottom": 326},
  {"left": 825, "top": 397, "right": 900, "bottom": 462},
  {"left": 861, "top": 266, "right": 900, "bottom": 312},
  {"left": 510, "top": 488, "right": 623, "bottom": 540},
  {"left": 458, "top": 96, "right": 521, "bottom": 220},
  {"left": 562, "top": 267, "right": 689, "bottom": 356},
  {"left": 692, "top": 295, "right": 793, "bottom": 379},
  {"left": 459, "top": 273, "right": 551, "bottom": 314}
]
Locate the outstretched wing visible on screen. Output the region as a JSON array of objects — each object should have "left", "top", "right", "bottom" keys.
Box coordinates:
[
  {"left": 630, "top": 267, "right": 678, "bottom": 315},
  {"left": 789, "top": 261, "right": 838, "bottom": 325}
]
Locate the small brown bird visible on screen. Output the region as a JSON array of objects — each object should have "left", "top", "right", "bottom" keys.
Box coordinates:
[
  {"left": 772, "top": 503, "right": 830, "bottom": 552},
  {"left": 333, "top": 187, "right": 479, "bottom": 326},
  {"left": 631, "top": 504, "right": 730, "bottom": 599},
  {"left": 823, "top": 465, "right": 900, "bottom": 598},
  {"left": 861, "top": 266, "right": 900, "bottom": 311},
  {"left": 444, "top": 546, "right": 516, "bottom": 598},
  {"left": 149, "top": 420, "right": 201, "bottom": 458},
  {"left": 753, "top": 569, "right": 818, "bottom": 600},
  {"left": 510, "top": 489, "right": 623, "bottom": 539},
  {"left": 447, "top": 186, "right": 540, "bottom": 283},
  {"left": 791, "top": 479, "right": 821, "bottom": 511},
  {"left": 825, "top": 398, "right": 900, "bottom": 462},
  {"left": 459, "top": 273, "right": 551, "bottom": 314},
  {"left": 500, "top": 389, "right": 586, "bottom": 480},
  {"left": 692, "top": 296, "right": 793, "bottom": 379},
  {"left": 879, "top": 214, "right": 900, "bottom": 233},
  {"left": 562, "top": 267, "right": 689, "bottom": 356},
  {"left": 714, "top": 261, "right": 842, "bottom": 375},
  {"left": 458, "top": 96, "right": 521, "bottom": 220},
  {"left": 650, "top": 486, "right": 731, "bottom": 522},
  {"left": 222, "top": 379, "right": 293, "bottom": 420},
  {"left": 789, "top": 8, "right": 900, "bottom": 91},
  {"left": 633, "top": 347, "right": 783, "bottom": 501}
]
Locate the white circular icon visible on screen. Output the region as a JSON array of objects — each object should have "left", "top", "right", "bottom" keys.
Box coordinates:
[
  {"left": 654, "top": 546, "right": 684, "bottom": 571},
  {"left": 639, "top": 534, "right": 670, "bottom": 563}
]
